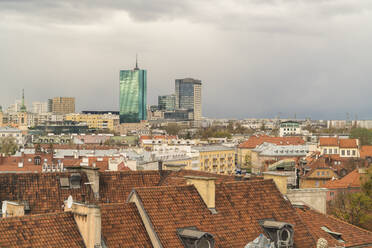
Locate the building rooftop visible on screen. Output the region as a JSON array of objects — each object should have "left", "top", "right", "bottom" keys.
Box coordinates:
[
  {"left": 0, "top": 212, "right": 85, "bottom": 247},
  {"left": 324, "top": 169, "right": 362, "bottom": 189},
  {"left": 192, "top": 145, "right": 235, "bottom": 152},
  {"left": 238, "top": 135, "right": 305, "bottom": 149}
]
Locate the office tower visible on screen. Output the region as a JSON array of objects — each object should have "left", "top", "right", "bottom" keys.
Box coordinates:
[
  {"left": 47, "top": 99, "right": 53, "bottom": 113},
  {"left": 32, "top": 102, "right": 48, "bottom": 114},
  {"left": 119, "top": 58, "right": 147, "bottom": 123},
  {"left": 158, "top": 94, "right": 176, "bottom": 111},
  {"left": 50, "top": 97, "right": 75, "bottom": 114},
  {"left": 175, "top": 78, "right": 202, "bottom": 121}
]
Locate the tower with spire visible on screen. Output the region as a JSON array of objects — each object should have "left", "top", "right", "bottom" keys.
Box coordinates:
[
  {"left": 134, "top": 54, "right": 139, "bottom": 70},
  {"left": 119, "top": 55, "right": 147, "bottom": 123},
  {"left": 20, "top": 89, "right": 27, "bottom": 112}
]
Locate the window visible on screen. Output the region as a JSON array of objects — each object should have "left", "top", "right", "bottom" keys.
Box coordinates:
[
  {"left": 317, "top": 172, "right": 320, "bottom": 176},
  {"left": 329, "top": 148, "right": 332, "bottom": 154},
  {"left": 352, "top": 150, "right": 356, "bottom": 156},
  {"left": 334, "top": 149, "right": 338, "bottom": 154},
  {"left": 323, "top": 149, "right": 327, "bottom": 154},
  {"left": 341, "top": 150, "right": 345, "bottom": 156},
  {"left": 347, "top": 150, "right": 350, "bottom": 156},
  {"left": 322, "top": 171, "right": 325, "bottom": 176},
  {"left": 330, "top": 192, "right": 334, "bottom": 197}
]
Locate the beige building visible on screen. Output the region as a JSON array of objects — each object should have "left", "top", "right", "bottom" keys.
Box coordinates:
[
  {"left": 318, "top": 137, "right": 360, "bottom": 158},
  {"left": 50, "top": 97, "right": 75, "bottom": 114},
  {"left": 194, "top": 146, "right": 235, "bottom": 175},
  {"left": 65, "top": 113, "right": 119, "bottom": 131}
]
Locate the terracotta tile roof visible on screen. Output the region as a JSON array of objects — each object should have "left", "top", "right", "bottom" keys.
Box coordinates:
[
  {"left": 339, "top": 138, "right": 358, "bottom": 148},
  {"left": 360, "top": 145, "right": 372, "bottom": 158},
  {"left": 238, "top": 135, "right": 305, "bottom": 149},
  {"left": 100, "top": 203, "right": 152, "bottom": 247},
  {"left": 0, "top": 212, "right": 85, "bottom": 247},
  {"left": 133, "top": 180, "right": 316, "bottom": 247},
  {"left": 99, "top": 170, "right": 234, "bottom": 203},
  {"left": 0, "top": 172, "right": 95, "bottom": 214},
  {"left": 295, "top": 206, "right": 372, "bottom": 247},
  {"left": 324, "top": 169, "right": 362, "bottom": 189},
  {"left": 319, "top": 137, "right": 358, "bottom": 148},
  {"left": 319, "top": 137, "right": 339, "bottom": 147},
  {"left": 0, "top": 164, "right": 42, "bottom": 172}
]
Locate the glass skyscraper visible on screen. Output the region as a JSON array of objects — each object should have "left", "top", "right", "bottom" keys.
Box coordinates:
[
  {"left": 175, "top": 78, "right": 202, "bottom": 121},
  {"left": 119, "top": 64, "right": 147, "bottom": 123},
  {"left": 158, "top": 94, "right": 176, "bottom": 111}
]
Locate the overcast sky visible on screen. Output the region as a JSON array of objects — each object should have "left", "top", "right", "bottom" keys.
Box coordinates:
[{"left": 1, "top": 0, "right": 372, "bottom": 120}]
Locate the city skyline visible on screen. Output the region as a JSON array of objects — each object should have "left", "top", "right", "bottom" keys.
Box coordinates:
[{"left": 1, "top": 1, "right": 372, "bottom": 120}]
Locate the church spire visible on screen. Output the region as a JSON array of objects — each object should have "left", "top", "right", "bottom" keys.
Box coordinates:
[
  {"left": 134, "top": 54, "right": 139, "bottom": 70},
  {"left": 20, "top": 89, "right": 27, "bottom": 112}
]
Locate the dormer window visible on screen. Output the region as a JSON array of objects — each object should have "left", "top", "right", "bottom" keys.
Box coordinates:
[
  {"left": 259, "top": 220, "right": 294, "bottom": 248},
  {"left": 177, "top": 227, "right": 215, "bottom": 248}
]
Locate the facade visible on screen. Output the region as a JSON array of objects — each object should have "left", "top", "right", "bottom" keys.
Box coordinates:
[
  {"left": 279, "top": 121, "right": 301, "bottom": 137},
  {"left": 300, "top": 167, "right": 339, "bottom": 188},
  {"left": 158, "top": 94, "right": 176, "bottom": 111},
  {"left": 65, "top": 113, "right": 119, "bottom": 131},
  {"left": 119, "top": 65, "right": 147, "bottom": 123},
  {"left": 194, "top": 145, "right": 235, "bottom": 175},
  {"left": 175, "top": 78, "right": 202, "bottom": 121},
  {"left": 31, "top": 101, "right": 48, "bottom": 114},
  {"left": 318, "top": 137, "right": 360, "bottom": 158},
  {"left": 237, "top": 135, "right": 305, "bottom": 172},
  {"left": 50, "top": 97, "right": 75, "bottom": 114},
  {"left": 0, "top": 127, "right": 24, "bottom": 145}
]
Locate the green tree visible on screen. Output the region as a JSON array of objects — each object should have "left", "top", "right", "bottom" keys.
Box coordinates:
[
  {"left": 329, "top": 167, "right": 372, "bottom": 230},
  {"left": 164, "top": 123, "right": 181, "bottom": 136},
  {"left": 0, "top": 136, "right": 19, "bottom": 155},
  {"left": 350, "top": 128, "right": 372, "bottom": 145},
  {"left": 329, "top": 192, "right": 372, "bottom": 227}
]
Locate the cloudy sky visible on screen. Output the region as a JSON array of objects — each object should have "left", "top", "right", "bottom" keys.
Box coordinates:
[{"left": 1, "top": 0, "right": 372, "bottom": 120}]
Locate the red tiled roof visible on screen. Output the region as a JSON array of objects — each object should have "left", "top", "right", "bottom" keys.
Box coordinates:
[
  {"left": 99, "top": 170, "right": 234, "bottom": 203},
  {"left": 238, "top": 135, "right": 305, "bottom": 149},
  {"left": 339, "top": 139, "right": 358, "bottom": 148},
  {"left": 360, "top": 145, "right": 372, "bottom": 159},
  {"left": 0, "top": 212, "right": 85, "bottom": 247},
  {"left": 296, "top": 206, "right": 372, "bottom": 247},
  {"left": 319, "top": 137, "right": 339, "bottom": 147},
  {"left": 0, "top": 172, "right": 95, "bottom": 215},
  {"left": 324, "top": 169, "right": 362, "bottom": 189},
  {"left": 133, "top": 180, "right": 316, "bottom": 247},
  {"left": 101, "top": 203, "right": 152, "bottom": 247}
]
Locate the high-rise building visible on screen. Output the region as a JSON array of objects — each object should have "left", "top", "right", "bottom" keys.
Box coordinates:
[
  {"left": 119, "top": 59, "right": 147, "bottom": 123},
  {"left": 32, "top": 101, "right": 48, "bottom": 114},
  {"left": 175, "top": 78, "right": 202, "bottom": 121},
  {"left": 50, "top": 97, "right": 75, "bottom": 114},
  {"left": 158, "top": 94, "right": 176, "bottom": 111}
]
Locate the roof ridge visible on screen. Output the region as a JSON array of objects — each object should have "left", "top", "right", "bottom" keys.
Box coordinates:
[{"left": 0, "top": 211, "right": 72, "bottom": 222}]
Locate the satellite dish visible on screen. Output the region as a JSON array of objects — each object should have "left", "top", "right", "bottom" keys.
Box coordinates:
[
  {"left": 67, "top": 195, "right": 73, "bottom": 209},
  {"left": 2, "top": 201, "right": 7, "bottom": 215}
]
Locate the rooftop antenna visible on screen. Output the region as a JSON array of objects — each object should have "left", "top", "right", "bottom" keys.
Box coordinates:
[{"left": 134, "top": 53, "right": 139, "bottom": 70}]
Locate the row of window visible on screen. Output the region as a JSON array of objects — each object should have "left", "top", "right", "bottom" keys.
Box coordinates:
[
  {"left": 1, "top": 133, "right": 20, "bottom": 137},
  {"left": 323, "top": 148, "right": 356, "bottom": 156}
]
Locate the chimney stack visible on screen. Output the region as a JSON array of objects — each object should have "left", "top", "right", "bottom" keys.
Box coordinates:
[
  {"left": 184, "top": 176, "right": 216, "bottom": 211},
  {"left": 2, "top": 201, "right": 25, "bottom": 217},
  {"left": 65, "top": 201, "right": 102, "bottom": 248}
]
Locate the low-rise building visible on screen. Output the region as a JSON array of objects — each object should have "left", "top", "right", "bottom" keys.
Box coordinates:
[
  {"left": 0, "top": 127, "right": 24, "bottom": 145},
  {"left": 65, "top": 113, "right": 119, "bottom": 131},
  {"left": 193, "top": 145, "right": 235, "bottom": 175},
  {"left": 319, "top": 137, "right": 359, "bottom": 158},
  {"left": 279, "top": 120, "right": 301, "bottom": 137}
]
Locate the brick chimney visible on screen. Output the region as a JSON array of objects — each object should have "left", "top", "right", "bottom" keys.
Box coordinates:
[
  {"left": 65, "top": 201, "right": 102, "bottom": 248},
  {"left": 81, "top": 166, "right": 100, "bottom": 200},
  {"left": 184, "top": 176, "right": 217, "bottom": 211},
  {"left": 2, "top": 201, "right": 25, "bottom": 217}
]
